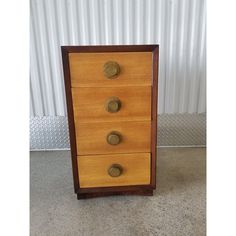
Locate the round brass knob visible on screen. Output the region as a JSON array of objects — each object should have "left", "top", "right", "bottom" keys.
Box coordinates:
[
  {"left": 105, "top": 97, "right": 121, "bottom": 113},
  {"left": 103, "top": 61, "right": 120, "bottom": 78},
  {"left": 108, "top": 164, "right": 123, "bottom": 177},
  {"left": 106, "top": 131, "right": 121, "bottom": 145}
]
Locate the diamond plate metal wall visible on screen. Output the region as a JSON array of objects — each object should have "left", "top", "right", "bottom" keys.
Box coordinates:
[
  {"left": 158, "top": 113, "right": 206, "bottom": 146},
  {"left": 30, "top": 116, "right": 69, "bottom": 150},
  {"left": 30, "top": 114, "right": 206, "bottom": 150}
]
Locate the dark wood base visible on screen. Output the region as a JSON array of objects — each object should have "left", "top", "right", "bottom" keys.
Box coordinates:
[{"left": 77, "top": 189, "right": 153, "bottom": 199}]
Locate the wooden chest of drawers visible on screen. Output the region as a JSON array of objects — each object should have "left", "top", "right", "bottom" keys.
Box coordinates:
[{"left": 62, "top": 45, "right": 159, "bottom": 199}]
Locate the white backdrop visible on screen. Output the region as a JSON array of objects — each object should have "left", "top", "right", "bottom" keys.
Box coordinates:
[{"left": 30, "top": 0, "right": 206, "bottom": 117}]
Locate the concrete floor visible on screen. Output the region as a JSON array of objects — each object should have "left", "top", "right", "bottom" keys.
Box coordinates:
[{"left": 30, "top": 148, "right": 206, "bottom": 236}]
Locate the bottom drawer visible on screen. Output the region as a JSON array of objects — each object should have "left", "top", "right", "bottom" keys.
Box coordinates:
[{"left": 78, "top": 153, "right": 150, "bottom": 188}]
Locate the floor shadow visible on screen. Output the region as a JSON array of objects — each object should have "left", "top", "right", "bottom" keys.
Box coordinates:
[{"left": 154, "top": 148, "right": 206, "bottom": 196}]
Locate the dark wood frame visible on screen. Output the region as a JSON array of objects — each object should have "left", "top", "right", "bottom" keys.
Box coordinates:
[{"left": 61, "top": 45, "right": 159, "bottom": 199}]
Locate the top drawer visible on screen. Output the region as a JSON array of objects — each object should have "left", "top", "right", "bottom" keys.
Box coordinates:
[{"left": 69, "top": 52, "right": 152, "bottom": 87}]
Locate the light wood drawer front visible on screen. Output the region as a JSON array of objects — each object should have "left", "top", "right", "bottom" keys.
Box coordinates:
[
  {"left": 78, "top": 153, "right": 150, "bottom": 188},
  {"left": 75, "top": 121, "right": 151, "bottom": 155},
  {"left": 72, "top": 86, "right": 151, "bottom": 123},
  {"left": 69, "top": 52, "right": 152, "bottom": 87}
]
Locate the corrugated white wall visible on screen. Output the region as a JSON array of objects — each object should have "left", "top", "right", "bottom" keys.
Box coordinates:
[{"left": 30, "top": 0, "right": 206, "bottom": 116}]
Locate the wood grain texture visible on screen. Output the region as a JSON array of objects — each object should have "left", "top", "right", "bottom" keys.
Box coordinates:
[
  {"left": 78, "top": 153, "right": 150, "bottom": 188},
  {"left": 150, "top": 46, "right": 159, "bottom": 188},
  {"left": 69, "top": 52, "right": 152, "bottom": 87},
  {"left": 61, "top": 47, "right": 80, "bottom": 192},
  {"left": 77, "top": 184, "right": 155, "bottom": 194},
  {"left": 75, "top": 121, "right": 151, "bottom": 155},
  {"left": 62, "top": 45, "right": 158, "bottom": 53},
  {"left": 77, "top": 189, "right": 153, "bottom": 199},
  {"left": 72, "top": 86, "right": 151, "bottom": 123}
]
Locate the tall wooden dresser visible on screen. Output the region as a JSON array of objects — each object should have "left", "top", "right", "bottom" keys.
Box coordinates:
[{"left": 62, "top": 45, "right": 159, "bottom": 199}]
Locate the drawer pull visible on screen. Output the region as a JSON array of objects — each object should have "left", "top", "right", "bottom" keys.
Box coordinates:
[
  {"left": 107, "top": 131, "right": 121, "bottom": 145},
  {"left": 103, "top": 61, "right": 120, "bottom": 78},
  {"left": 108, "top": 164, "right": 123, "bottom": 177},
  {"left": 105, "top": 97, "right": 121, "bottom": 113}
]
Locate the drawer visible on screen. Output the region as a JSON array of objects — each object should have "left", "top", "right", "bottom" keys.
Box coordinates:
[
  {"left": 78, "top": 153, "right": 151, "bottom": 188},
  {"left": 69, "top": 52, "right": 152, "bottom": 87},
  {"left": 72, "top": 86, "right": 151, "bottom": 123},
  {"left": 75, "top": 121, "right": 151, "bottom": 155}
]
